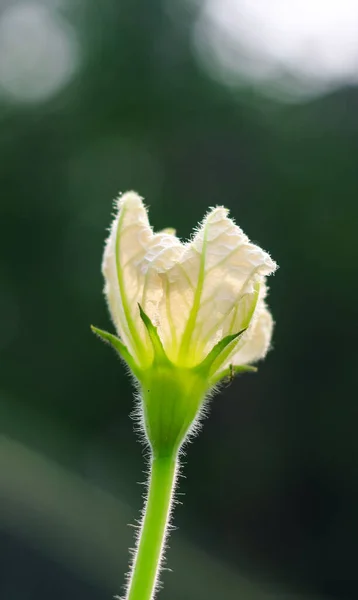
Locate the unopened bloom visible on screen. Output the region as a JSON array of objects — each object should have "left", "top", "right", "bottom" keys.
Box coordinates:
[{"left": 93, "top": 192, "right": 277, "bottom": 455}]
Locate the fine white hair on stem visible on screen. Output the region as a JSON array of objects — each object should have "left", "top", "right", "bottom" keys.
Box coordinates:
[
  {"left": 119, "top": 387, "right": 214, "bottom": 600},
  {"left": 119, "top": 453, "right": 180, "bottom": 600}
]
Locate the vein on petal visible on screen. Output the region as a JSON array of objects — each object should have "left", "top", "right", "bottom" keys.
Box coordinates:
[{"left": 115, "top": 205, "right": 147, "bottom": 361}]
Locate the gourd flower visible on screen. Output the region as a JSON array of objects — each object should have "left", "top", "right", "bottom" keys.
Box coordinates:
[{"left": 92, "top": 191, "right": 277, "bottom": 600}]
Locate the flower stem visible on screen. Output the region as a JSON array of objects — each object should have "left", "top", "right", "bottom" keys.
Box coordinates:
[{"left": 126, "top": 453, "right": 178, "bottom": 600}]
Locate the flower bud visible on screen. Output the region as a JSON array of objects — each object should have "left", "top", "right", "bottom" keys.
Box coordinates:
[{"left": 92, "top": 192, "right": 277, "bottom": 455}]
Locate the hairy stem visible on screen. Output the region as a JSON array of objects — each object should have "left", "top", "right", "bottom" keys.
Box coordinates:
[{"left": 125, "top": 453, "right": 178, "bottom": 600}]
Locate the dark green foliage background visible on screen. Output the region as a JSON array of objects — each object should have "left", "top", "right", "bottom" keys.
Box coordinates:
[{"left": 1, "top": 2, "right": 357, "bottom": 599}]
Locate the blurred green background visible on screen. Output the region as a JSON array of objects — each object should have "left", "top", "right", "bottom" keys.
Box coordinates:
[{"left": 1, "top": 1, "right": 358, "bottom": 599}]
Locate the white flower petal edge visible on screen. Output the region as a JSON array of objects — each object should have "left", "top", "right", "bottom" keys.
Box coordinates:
[{"left": 102, "top": 191, "right": 277, "bottom": 372}]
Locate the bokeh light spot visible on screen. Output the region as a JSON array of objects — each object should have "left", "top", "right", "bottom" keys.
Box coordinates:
[
  {"left": 0, "top": 2, "right": 80, "bottom": 103},
  {"left": 193, "top": 0, "right": 358, "bottom": 100}
]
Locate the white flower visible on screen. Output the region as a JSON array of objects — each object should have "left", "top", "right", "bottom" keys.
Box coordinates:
[{"left": 100, "top": 191, "right": 277, "bottom": 381}]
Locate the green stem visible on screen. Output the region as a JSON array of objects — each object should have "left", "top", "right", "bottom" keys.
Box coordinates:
[{"left": 125, "top": 453, "right": 178, "bottom": 600}]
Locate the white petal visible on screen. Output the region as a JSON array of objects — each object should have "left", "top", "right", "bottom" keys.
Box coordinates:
[
  {"left": 102, "top": 195, "right": 277, "bottom": 370},
  {"left": 228, "top": 302, "right": 274, "bottom": 366},
  {"left": 102, "top": 191, "right": 186, "bottom": 363},
  {"left": 102, "top": 192, "right": 157, "bottom": 360},
  {"left": 157, "top": 206, "right": 276, "bottom": 363},
  {"left": 140, "top": 231, "right": 184, "bottom": 336}
]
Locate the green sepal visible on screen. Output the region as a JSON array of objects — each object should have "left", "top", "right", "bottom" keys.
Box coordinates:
[
  {"left": 138, "top": 304, "right": 170, "bottom": 364},
  {"left": 195, "top": 329, "right": 246, "bottom": 376},
  {"left": 210, "top": 363, "right": 257, "bottom": 386},
  {"left": 90, "top": 325, "right": 140, "bottom": 377}
]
